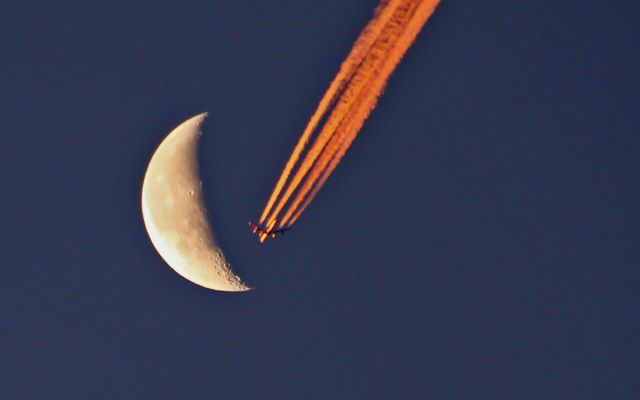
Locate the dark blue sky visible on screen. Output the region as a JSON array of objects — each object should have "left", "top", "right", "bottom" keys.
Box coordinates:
[{"left": 2, "top": 1, "right": 638, "bottom": 398}]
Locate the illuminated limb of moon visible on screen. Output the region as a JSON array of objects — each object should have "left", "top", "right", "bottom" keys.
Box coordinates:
[{"left": 141, "top": 113, "right": 251, "bottom": 292}]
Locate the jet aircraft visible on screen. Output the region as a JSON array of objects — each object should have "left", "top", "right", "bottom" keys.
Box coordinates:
[{"left": 248, "top": 222, "right": 291, "bottom": 242}]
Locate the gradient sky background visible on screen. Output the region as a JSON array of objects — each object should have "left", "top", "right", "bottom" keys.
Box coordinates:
[{"left": 2, "top": 1, "right": 638, "bottom": 398}]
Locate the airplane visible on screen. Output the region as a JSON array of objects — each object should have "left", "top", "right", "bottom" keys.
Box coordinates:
[{"left": 248, "top": 222, "right": 291, "bottom": 240}]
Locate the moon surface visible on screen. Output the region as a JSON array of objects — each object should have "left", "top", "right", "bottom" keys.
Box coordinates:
[{"left": 141, "top": 113, "right": 251, "bottom": 292}]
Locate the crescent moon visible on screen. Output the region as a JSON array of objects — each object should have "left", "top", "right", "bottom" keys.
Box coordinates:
[{"left": 141, "top": 113, "right": 251, "bottom": 292}]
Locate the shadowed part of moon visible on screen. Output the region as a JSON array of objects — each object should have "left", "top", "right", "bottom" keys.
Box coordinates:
[{"left": 141, "top": 113, "right": 251, "bottom": 292}]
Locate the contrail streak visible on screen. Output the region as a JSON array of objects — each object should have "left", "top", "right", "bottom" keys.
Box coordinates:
[
  {"left": 257, "top": 1, "right": 401, "bottom": 225},
  {"left": 280, "top": 0, "right": 434, "bottom": 227},
  {"left": 262, "top": 1, "right": 419, "bottom": 229},
  {"left": 255, "top": 0, "right": 441, "bottom": 241}
]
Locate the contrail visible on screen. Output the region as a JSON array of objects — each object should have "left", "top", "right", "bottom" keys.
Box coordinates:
[
  {"left": 257, "top": 1, "right": 401, "bottom": 225},
  {"left": 262, "top": 1, "right": 419, "bottom": 229},
  {"left": 256, "top": 0, "right": 441, "bottom": 241},
  {"left": 280, "top": 0, "right": 438, "bottom": 227}
]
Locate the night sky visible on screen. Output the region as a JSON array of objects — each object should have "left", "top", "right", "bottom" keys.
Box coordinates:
[{"left": 2, "top": 1, "right": 638, "bottom": 398}]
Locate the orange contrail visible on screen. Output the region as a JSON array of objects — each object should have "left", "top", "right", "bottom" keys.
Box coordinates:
[
  {"left": 288, "top": 134, "right": 349, "bottom": 226},
  {"left": 258, "top": 1, "right": 401, "bottom": 225},
  {"left": 279, "top": 0, "right": 428, "bottom": 226},
  {"left": 256, "top": 0, "right": 441, "bottom": 240},
  {"left": 281, "top": 0, "right": 441, "bottom": 226},
  {"left": 263, "top": 1, "right": 420, "bottom": 229}
]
